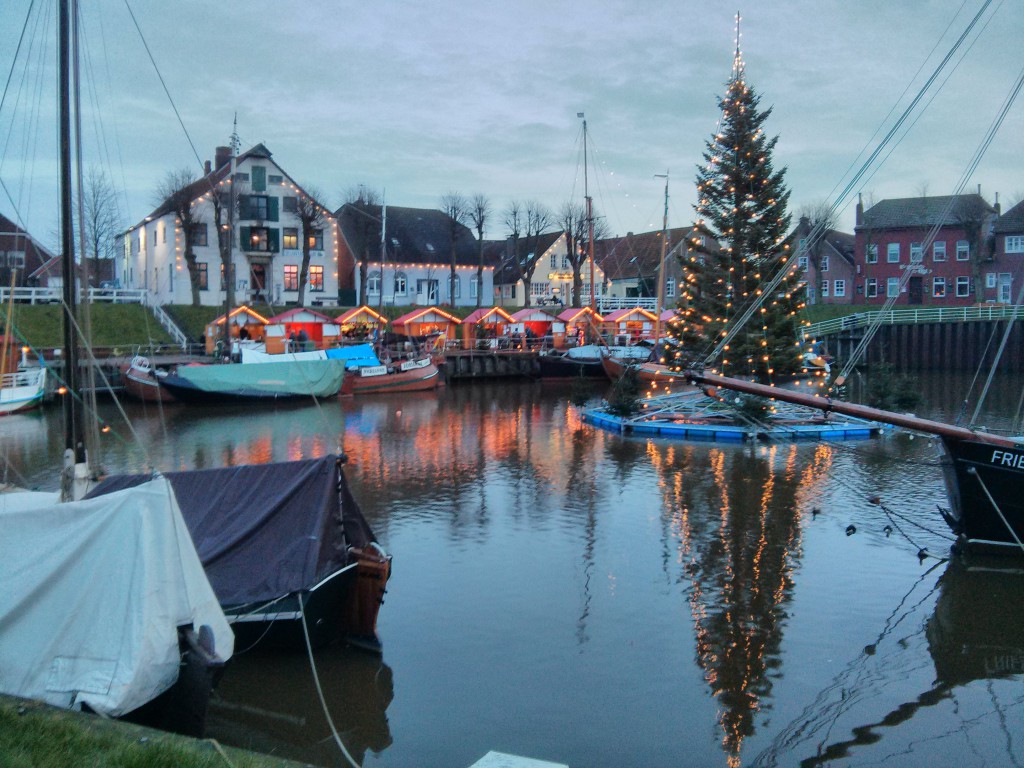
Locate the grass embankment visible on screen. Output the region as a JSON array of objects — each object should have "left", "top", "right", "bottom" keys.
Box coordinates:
[
  {"left": 803, "top": 305, "right": 864, "bottom": 324},
  {"left": 7, "top": 305, "right": 176, "bottom": 353},
  {"left": 0, "top": 697, "right": 306, "bottom": 768}
]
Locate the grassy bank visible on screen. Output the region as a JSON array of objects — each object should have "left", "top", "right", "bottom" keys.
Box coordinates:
[
  {"left": 6, "top": 305, "right": 175, "bottom": 351},
  {"left": 0, "top": 697, "right": 309, "bottom": 768}
]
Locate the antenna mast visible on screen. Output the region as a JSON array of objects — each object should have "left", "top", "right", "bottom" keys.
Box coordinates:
[{"left": 579, "top": 113, "right": 595, "bottom": 311}]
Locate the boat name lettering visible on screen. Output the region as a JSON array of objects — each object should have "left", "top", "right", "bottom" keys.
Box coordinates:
[{"left": 990, "top": 450, "right": 1024, "bottom": 469}]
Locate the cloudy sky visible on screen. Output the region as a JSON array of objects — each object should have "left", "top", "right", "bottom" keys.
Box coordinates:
[{"left": 1, "top": 0, "right": 1021, "bottom": 250}]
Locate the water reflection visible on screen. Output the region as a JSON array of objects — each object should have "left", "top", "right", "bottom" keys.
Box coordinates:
[
  {"left": 650, "top": 441, "right": 835, "bottom": 767},
  {"left": 208, "top": 647, "right": 394, "bottom": 766},
  {"left": 754, "top": 557, "right": 1024, "bottom": 767}
]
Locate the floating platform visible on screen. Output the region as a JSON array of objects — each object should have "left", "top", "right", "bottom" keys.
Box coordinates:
[{"left": 582, "top": 392, "right": 885, "bottom": 442}]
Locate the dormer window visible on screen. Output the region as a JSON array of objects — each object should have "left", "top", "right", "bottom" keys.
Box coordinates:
[{"left": 425, "top": 243, "right": 435, "bottom": 252}]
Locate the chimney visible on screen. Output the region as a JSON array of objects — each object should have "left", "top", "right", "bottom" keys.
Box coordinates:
[
  {"left": 214, "top": 146, "right": 231, "bottom": 170},
  {"left": 995, "top": 192, "right": 1001, "bottom": 215},
  {"left": 855, "top": 193, "right": 863, "bottom": 226},
  {"left": 204, "top": 160, "right": 212, "bottom": 175}
]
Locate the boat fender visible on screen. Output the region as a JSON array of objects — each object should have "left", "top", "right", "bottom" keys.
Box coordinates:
[{"left": 845, "top": 524, "right": 856, "bottom": 536}]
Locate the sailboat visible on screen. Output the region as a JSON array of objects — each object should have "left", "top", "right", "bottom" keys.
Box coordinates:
[
  {"left": 0, "top": 279, "right": 47, "bottom": 415},
  {"left": 0, "top": 0, "right": 231, "bottom": 737}
]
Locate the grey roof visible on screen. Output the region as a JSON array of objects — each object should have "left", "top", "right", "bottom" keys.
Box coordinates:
[
  {"left": 335, "top": 203, "right": 479, "bottom": 267},
  {"left": 596, "top": 227, "right": 693, "bottom": 281},
  {"left": 859, "top": 194, "right": 996, "bottom": 230},
  {"left": 490, "top": 231, "right": 564, "bottom": 284},
  {"left": 994, "top": 199, "right": 1024, "bottom": 234}
]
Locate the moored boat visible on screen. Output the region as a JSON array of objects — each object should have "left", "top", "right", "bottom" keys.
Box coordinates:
[
  {"left": 341, "top": 355, "right": 441, "bottom": 395},
  {"left": 0, "top": 367, "right": 46, "bottom": 415},
  {"left": 119, "top": 354, "right": 175, "bottom": 403},
  {"left": 158, "top": 358, "right": 346, "bottom": 403},
  {"left": 86, "top": 454, "right": 391, "bottom": 653}
]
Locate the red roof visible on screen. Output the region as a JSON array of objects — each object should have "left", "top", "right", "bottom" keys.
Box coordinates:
[
  {"left": 602, "top": 307, "right": 658, "bottom": 323},
  {"left": 557, "top": 306, "right": 603, "bottom": 323},
  {"left": 266, "top": 307, "right": 334, "bottom": 324},
  {"left": 334, "top": 305, "right": 388, "bottom": 324},
  {"left": 462, "top": 307, "right": 515, "bottom": 324}
]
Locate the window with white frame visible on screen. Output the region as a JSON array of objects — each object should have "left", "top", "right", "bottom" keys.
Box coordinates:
[
  {"left": 531, "top": 282, "right": 547, "bottom": 297},
  {"left": 283, "top": 264, "right": 298, "bottom": 291},
  {"left": 866, "top": 244, "right": 878, "bottom": 263},
  {"left": 821, "top": 280, "right": 829, "bottom": 297},
  {"left": 550, "top": 254, "right": 558, "bottom": 268},
  {"left": 367, "top": 270, "right": 381, "bottom": 295},
  {"left": 820, "top": 255, "right": 829, "bottom": 272},
  {"left": 956, "top": 276, "right": 970, "bottom": 297},
  {"left": 394, "top": 272, "right": 407, "bottom": 296},
  {"left": 956, "top": 240, "right": 970, "bottom": 260},
  {"left": 798, "top": 255, "right": 808, "bottom": 270},
  {"left": 452, "top": 276, "right": 461, "bottom": 298},
  {"left": 865, "top": 278, "right": 877, "bottom": 298},
  {"left": 886, "top": 277, "right": 900, "bottom": 297},
  {"left": 833, "top": 279, "right": 846, "bottom": 297},
  {"left": 665, "top": 278, "right": 675, "bottom": 298},
  {"left": 309, "top": 266, "right": 324, "bottom": 292},
  {"left": 1006, "top": 236, "right": 1024, "bottom": 253},
  {"left": 910, "top": 242, "right": 923, "bottom": 262},
  {"left": 470, "top": 275, "right": 479, "bottom": 298},
  {"left": 887, "top": 243, "right": 900, "bottom": 263},
  {"left": 933, "top": 277, "right": 946, "bottom": 297},
  {"left": 986, "top": 273, "right": 997, "bottom": 289},
  {"left": 932, "top": 241, "right": 946, "bottom": 261}
]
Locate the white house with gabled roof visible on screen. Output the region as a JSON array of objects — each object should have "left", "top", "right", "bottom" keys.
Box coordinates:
[{"left": 118, "top": 143, "right": 339, "bottom": 307}]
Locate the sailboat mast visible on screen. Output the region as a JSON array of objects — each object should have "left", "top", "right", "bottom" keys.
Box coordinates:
[
  {"left": 580, "top": 113, "right": 595, "bottom": 311},
  {"left": 653, "top": 172, "right": 668, "bottom": 349},
  {"left": 59, "top": 0, "right": 84, "bottom": 468}
]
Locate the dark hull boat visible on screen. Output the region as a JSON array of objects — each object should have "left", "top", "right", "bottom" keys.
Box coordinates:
[
  {"left": 88, "top": 454, "right": 391, "bottom": 653},
  {"left": 158, "top": 359, "right": 346, "bottom": 404},
  {"left": 686, "top": 370, "right": 1024, "bottom": 554},
  {"left": 536, "top": 351, "right": 605, "bottom": 378}
]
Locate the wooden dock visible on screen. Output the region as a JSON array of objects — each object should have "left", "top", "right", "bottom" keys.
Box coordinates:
[{"left": 442, "top": 350, "right": 540, "bottom": 381}]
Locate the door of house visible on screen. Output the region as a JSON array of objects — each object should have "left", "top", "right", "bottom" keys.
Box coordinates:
[
  {"left": 908, "top": 276, "right": 923, "bottom": 305},
  {"left": 999, "top": 273, "right": 1012, "bottom": 303},
  {"left": 417, "top": 279, "right": 438, "bottom": 304},
  {"left": 250, "top": 263, "right": 267, "bottom": 301}
]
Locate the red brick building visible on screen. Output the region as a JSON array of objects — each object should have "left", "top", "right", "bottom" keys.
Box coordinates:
[
  {"left": 791, "top": 217, "right": 856, "bottom": 305},
  {"left": 0, "top": 212, "right": 55, "bottom": 288},
  {"left": 989, "top": 199, "right": 1024, "bottom": 304},
  {"left": 854, "top": 194, "right": 999, "bottom": 306}
]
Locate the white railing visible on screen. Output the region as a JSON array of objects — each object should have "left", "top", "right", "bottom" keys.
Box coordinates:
[
  {"left": 0, "top": 286, "right": 147, "bottom": 304},
  {"left": 803, "top": 304, "right": 1024, "bottom": 339},
  {"left": 596, "top": 297, "right": 658, "bottom": 312}
]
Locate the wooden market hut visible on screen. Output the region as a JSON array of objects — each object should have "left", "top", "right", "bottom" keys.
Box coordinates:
[
  {"left": 204, "top": 305, "right": 269, "bottom": 355},
  {"left": 557, "top": 306, "right": 603, "bottom": 347},
  {"left": 334, "top": 305, "right": 388, "bottom": 342},
  {"left": 602, "top": 307, "right": 658, "bottom": 343},
  {"left": 391, "top": 307, "right": 461, "bottom": 345},
  {"left": 263, "top": 307, "right": 339, "bottom": 353},
  {"left": 510, "top": 308, "right": 557, "bottom": 349},
  {"left": 461, "top": 307, "right": 515, "bottom": 350}
]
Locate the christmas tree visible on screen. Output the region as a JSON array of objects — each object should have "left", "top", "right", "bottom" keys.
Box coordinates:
[{"left": 668, "top": 18, "right": 807, "bottom": 384}]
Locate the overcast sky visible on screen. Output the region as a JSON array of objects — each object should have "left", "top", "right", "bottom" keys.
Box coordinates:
[{"left": 1, "top": 0, "right": 1021, "bottom": 251}]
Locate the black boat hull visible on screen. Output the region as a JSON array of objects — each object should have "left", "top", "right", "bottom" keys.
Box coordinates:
[
  {"left": 536, "top": 354, "right": 605, "bottom": 378},
  {"left": 158, "top": 374, "right": 324, "bottom": 404},
  {"left": 941, "top": 438, "right": 1024, "bottom": 550}
]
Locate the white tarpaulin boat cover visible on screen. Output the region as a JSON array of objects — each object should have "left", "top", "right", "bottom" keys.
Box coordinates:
[{"left": 0, "top": 478, "right": 233, "bottom": 716}]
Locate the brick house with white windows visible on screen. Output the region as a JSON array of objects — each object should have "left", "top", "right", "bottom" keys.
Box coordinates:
[
  {"left": 335, "top": 203, "right": 491, "bottom": 307},
  {"left": 1, "top": 212, "right": 55, "bottom": 288},
  {"left": 596, "top": 227, "right": 708, "bottom": 308},
  {"left": 988, "top": 199, "right": 1024, "bottom": 304},
  {"left": 853, "top": 193, "right": 999, "bottom": 307},
  {"left": 791, "top": 217, "right": 856, "bottom": 305},
  {"left": 118, "top": 144, "right": 339, "bottom": 307}
]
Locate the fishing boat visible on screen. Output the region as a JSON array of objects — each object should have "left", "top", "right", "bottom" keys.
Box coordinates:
[
  {"left": 685, "top": 369, "right": 1024, "bottom": 553},
  {"left": 0, "top": 366, "right": 46, "bottom": 414},
  {"left": 118, "top": 354, "right": 175, "bottom": 403},
  {"left": 341, "top": 355, "right": 441, "bottom": 395},
  {"left": 157, "top": 357, "right": 346, "bottom": 403},
  {"left": 86, "top": 454, "right": 392, "bottom": 653},
  {"left": 0, "top": 0, "right": 231, "bottom": 736}
]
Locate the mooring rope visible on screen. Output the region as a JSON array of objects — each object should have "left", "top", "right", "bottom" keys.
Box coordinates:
[
  {"left": 968, "top": 466, "right": 1024, "bottom": 555},
  {"left": 299, "top": 600, "right": 361, "bottom": 768}
]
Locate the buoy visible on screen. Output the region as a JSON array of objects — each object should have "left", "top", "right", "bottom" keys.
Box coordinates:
[
  {"left": 846, "top": 524, "right": 857, "bottom": 536},
  {"left": 883, "top": 525, "right": 893, "bottom": 537},
  {"left": 868, "top": 495, "right": 881, "bottom": 505}
]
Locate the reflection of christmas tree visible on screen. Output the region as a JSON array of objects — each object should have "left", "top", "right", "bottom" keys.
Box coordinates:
[{"left": 669, "top": 15, "right": 807, "bottom": 384}]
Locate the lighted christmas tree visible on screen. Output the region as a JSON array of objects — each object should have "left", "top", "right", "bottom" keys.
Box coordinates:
[{"left": 668, "top": 17, "right": 807, "bottom": 384}]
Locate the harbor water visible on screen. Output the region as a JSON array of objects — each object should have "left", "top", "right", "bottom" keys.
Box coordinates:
[{"left": 2, "top": 372, "right": 1022, "bottom": 767}]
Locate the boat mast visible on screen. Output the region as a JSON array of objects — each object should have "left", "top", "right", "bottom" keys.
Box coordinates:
[
  {"left": 580, "top": 113, "right": 595, "bottom": 312},
  {"left": 653, "top": 171, "right": 669, "bottom": 354},
  {"left": 59, "top": 0, "right": 87, "bottom": 499},
  {"left": 379, "top": 190, "right": 386, "bottom": 309},
  {"left": 221, "top": 116, "right": 239, "bottom": 357}
]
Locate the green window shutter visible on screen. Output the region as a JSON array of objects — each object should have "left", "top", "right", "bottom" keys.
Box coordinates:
[
  {"left": 251, "top": 166, "right": 266, "bottom": 192},
  {"left": 268, "top": 228, "right": 280, "bottom": 253},
  {"left": 268, "top": 196, "right": 279, "bottom": 222},
  {"left": 238, "top": 195, "right": 251, "bottom": 220},
  {"left": 240, "top": 226, "right": 251, "bottom": 250}
]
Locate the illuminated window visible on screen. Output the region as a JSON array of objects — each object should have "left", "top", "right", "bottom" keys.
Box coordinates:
[
  {"left": 283, "top": 228, "right": 298, "bottom": 250},
  {"left": 284, "top": 265, "right": 298, "bottom": 291},
  {"left": 307, "top": 229, "right": 323, "bottom": 251},
  {"left": 198, "top": 263, "right": 208, "bottom": 290},
  {"left": 309, "top": 266, "right": 324, "bottom": 292}
]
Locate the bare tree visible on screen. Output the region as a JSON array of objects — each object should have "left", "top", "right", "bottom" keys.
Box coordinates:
[
  {"left": 344, "top": 186, "right": 382, "bottom": 306},
  {"left": 559, "top": 201, "right": 588, "bottom": 307},
  {"left": 441, "top": 192, "right": 468, "bottom": 306},
  {"left": 156, "top": 169, "right": 201, "bottom": 306},
  {"left": 210, "top": 185, "right": 237, "bottom": 314},
  {"left": 504, "top": 200, "right": 551, "bottom": 307},
  {"left": 797, "top": 199, "right": 839, "bottom": 302},
  {"left": 82, "top": 167, "right": 120, "bottom": 276},
  {"left": 955, "top": 196, "right": 994, "bottom": 298},
  {"left": 468, "top": 193, "right": 491, "bottom": 308},
  {"left": 295, "top": 185, "right": 327, "bottom": 306}
]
